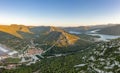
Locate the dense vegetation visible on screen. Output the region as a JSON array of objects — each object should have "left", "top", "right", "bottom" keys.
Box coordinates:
[
  {"left": 1, "top": 38, "right": 120, "bottom": 73},
  {"left": 1, "top": 25, "right": 120, "bottom": 73}
]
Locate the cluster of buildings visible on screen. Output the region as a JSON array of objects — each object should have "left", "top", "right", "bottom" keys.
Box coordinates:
[
  {"left": 26, "top": 48, "right": 43, "bottom": 55},
  {"left": 0, "top": 42, "right": 44, "bottom": 69}
]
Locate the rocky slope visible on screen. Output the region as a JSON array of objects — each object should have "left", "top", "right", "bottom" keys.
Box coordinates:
[
  {"left": 0, "top": 25, "right": 81, "bottom": 48},
  {"left": 47, "top": 26, "right": 80, "bottom": 46}
]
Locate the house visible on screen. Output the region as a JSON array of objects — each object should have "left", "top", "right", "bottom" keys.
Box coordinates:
[
  {"left": 5, "top": 63, "right": 18, "bottom": 69},
  {"left": 26, "top": 48, "right": 43, "bottom": 55},
  {"left": 0, "top": 53, "right": 9, "bottom": 61}
]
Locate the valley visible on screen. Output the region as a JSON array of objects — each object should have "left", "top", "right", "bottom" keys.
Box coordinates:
[
  {"left": 0, "top": 0, "right": 120, "bottom": 72},
  {"left": 0, "top": 24, "right": 120, "bottom": 73}
]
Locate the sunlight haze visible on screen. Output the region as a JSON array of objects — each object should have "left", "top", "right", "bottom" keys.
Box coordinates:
[{"left": 0, "top": 0, "right": 120, "bottom": 26}]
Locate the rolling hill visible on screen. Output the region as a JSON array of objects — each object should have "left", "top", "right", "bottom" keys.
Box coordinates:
[
  {"left": 0, "top": 25, "right": 92, "bottom": 51},
  {"left": 43, "top": 26, "right": 80, "bottom": 46},
  {"left": 2, "top": 24, "right": 120, "bottom": 73},
  {"left": 0, "top": 24, "right": 33, "bottom": 38}
]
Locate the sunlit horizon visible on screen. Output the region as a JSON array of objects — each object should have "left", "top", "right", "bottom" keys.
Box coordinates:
[{"left": 0, "top": 0, "right": 120, "bottom": 27}]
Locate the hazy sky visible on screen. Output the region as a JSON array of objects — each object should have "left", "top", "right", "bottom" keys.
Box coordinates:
[{"left": 0, "top": 0, "right": 120, "bottom": 26}]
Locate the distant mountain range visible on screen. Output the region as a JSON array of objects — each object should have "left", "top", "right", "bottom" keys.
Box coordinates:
[
  {"left": 63, "top": 24, "right": 120, "bottom": 34},
  {"left": 98, "top": 24, "right": 120, "bottom": 35},
  {"left": 0, "top": 24, "right": 82, "bottom": 47},
  {"left": 0, "top": 24, "right": 120, "bottom": 48}
]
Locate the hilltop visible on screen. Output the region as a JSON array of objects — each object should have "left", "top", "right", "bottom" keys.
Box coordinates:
[
  {"left": 0, "top": 24, "right": 33, "bottom": 38},
  {"left": 30, "top": 26, "right": 81, "bottom": 47},
  {"left": 44, "top": 26, "right": 80, "bottom": 46},
  {"left": 0, "top": 25, "right": 85, "bottom": 48}
]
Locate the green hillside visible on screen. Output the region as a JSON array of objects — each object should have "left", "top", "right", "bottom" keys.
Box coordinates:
[{"left": 2, "top": 38, "right": 120, "bottom": 73}]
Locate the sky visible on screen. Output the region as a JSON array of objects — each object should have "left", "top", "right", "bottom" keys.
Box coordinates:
[{"left": 0, "top": 0, "right": 120, "bottom": 27}]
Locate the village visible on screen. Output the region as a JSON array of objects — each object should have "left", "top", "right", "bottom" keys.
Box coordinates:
[
  {"left": 0, "top": 40, "right": 45, "bottom": 69},
  {"left": 0, "top": 32, "right": 63, "bottom": 69}
]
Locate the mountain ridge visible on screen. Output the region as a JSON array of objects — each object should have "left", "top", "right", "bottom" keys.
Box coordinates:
[
  {"left": 36, "top": 26, "right": 80, "bottom": 46},
  {"left": 0, "top": 25, "right": 80, "bottom": 47},
  {"left": 0, "top": 24, "right": 33, "bottom": 38}
]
